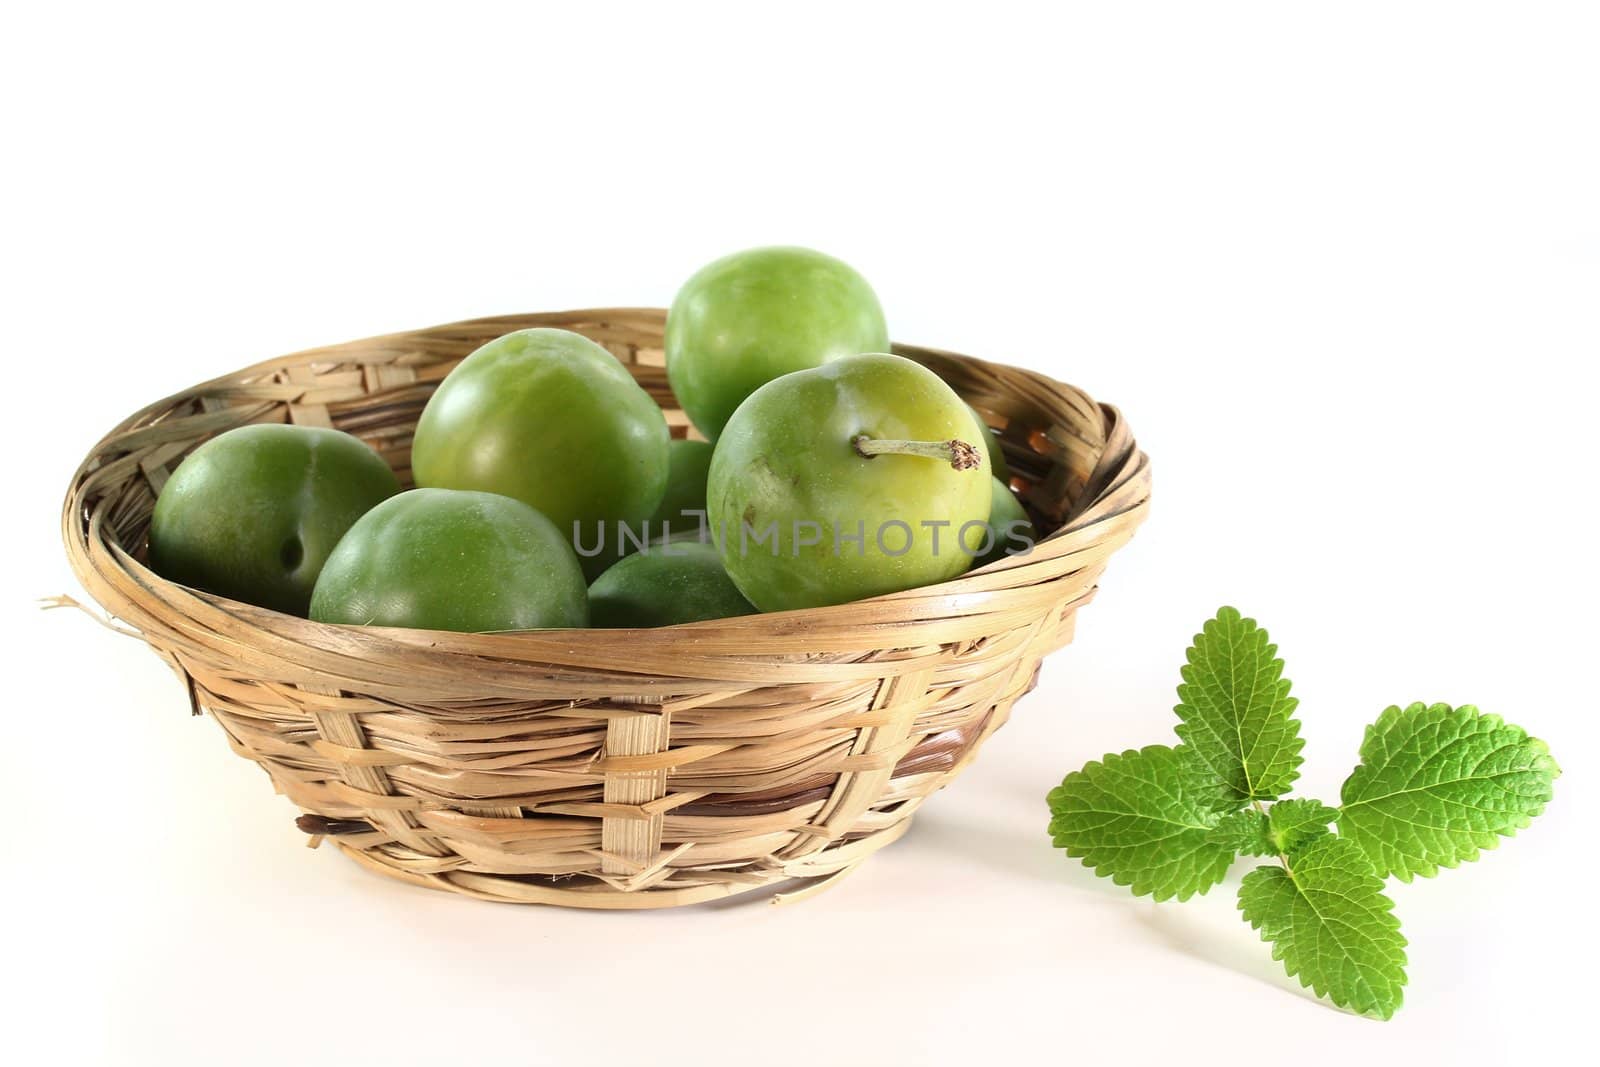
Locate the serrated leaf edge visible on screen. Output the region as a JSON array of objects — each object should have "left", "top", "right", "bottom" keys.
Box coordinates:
[
  {"left": 1237, "top": 850, "right": 1410, "bottom": 1020},
  {"left": 1046, "top": 746, "right": 1232, "bottom": 903},
  {"left": 1173, "top": 606, "right": 1306, "bottom": 800},
  {"left": 1339, "top": 702, "right": 1561, "bottom": 882}
]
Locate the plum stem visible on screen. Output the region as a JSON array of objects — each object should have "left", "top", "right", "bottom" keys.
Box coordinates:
[{"left": 852, "top": 434, "right": 983, "bottom": 471}]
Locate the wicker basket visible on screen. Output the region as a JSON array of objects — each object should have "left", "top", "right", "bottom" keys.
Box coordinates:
[{"left": 61, "top": 308, "right": 1150, "bottom": 908}]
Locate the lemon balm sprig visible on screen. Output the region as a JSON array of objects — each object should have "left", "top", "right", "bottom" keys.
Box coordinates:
[{"left": 1046, "top": 606, "right": 1560, "bottom": 1019}]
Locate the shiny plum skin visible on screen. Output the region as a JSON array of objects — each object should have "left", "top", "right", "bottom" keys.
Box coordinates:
[
  {"left": 149, "top": 424, "right": 400, "bottom": 616},
  {"left": 309, "top": 488, "right": 587, "bottom": 633},
  {"left": 665, "top": 246, "right": 887, "bottom": 440},
  {"left": 411, "top": 327, "right": 669, "bottom": 578},
  {"left": 588, "top": 541, "right": 755, "bottom": 628},
  {"left": 707, "top": 353, "right": 991, "bottom": 612}
]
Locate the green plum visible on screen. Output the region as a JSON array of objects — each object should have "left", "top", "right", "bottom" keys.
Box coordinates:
[
  {"left": 707, "top": 353, "right": 991, "bottom": 612},
  {"left": 309, "top": 488, "right": 587, "bottom": 632},
  {"left": 665, "top": 246, "right": 888, "bottom": 439},
  {"left": 588, "top": 541, "right": 757, "bottom": 628},
  {"left": 648, "top": 438, "right": 714, "bottom": 537},
  {"left": 411, "top": 327, "right": 670, "bottom": 577},
  {"left": 973, "top": 476, "right": 1039, "bottom": 567},
  {"left": 148, "top": 424, "right": 399, "bottom": 615},
  {"left": 575, "top": 438, "right": 716, "bottom": 575}
]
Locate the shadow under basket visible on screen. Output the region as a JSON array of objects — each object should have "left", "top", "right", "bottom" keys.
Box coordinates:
[{"left": 61, "top": 308, "right": 1150, "bottom": 909}]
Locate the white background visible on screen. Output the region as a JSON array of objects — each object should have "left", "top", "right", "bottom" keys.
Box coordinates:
[{"left": 4, "top": 3, "right": 1596, "bottom": 1063}]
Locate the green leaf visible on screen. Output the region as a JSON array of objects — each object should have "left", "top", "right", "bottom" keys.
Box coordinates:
[
  {"left": 1174, "top": 606, "right": 1304, "bottom": 800},
  {"left": 1268, "top": 798, "right": 1339, "bottom": 853},
  {"left": 1238, "top": 836, "right": 1408, "bottom": 1019},
  {"left": 1047, "top": 745, "right": 1238, "bottom": 901},
  {"left": 1205, "top": 800, "right": 1337, "bottom": 859},
  {"left": 1207, "top": 808, "right": 1275, "bottom": 857},
  {"left": 1338, "top": 703, "right": 1560, "bottom": 881}
]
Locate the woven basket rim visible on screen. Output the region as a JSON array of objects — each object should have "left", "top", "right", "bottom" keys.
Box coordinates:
[{"left": 62, "top": 308, "right": 1151, "bottom": 663}]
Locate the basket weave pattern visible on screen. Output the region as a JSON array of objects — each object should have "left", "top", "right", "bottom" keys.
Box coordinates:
[{"left": 62, "top": 309, "right": 1150, "bottom": 908}]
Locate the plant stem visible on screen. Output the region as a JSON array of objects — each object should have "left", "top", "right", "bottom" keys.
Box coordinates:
[
  {"left": 852, "top": 434, "right": 983, "bottom": 471},
  {"left": 1254, "top": 798, "right": 1296, "bottom": 878}
]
